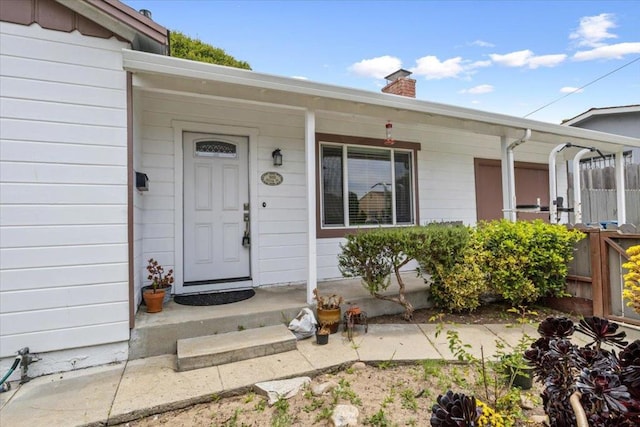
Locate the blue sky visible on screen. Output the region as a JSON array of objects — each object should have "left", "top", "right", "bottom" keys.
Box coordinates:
[{"left": 125, "top": 1, "right": 639, "bottom": 124}]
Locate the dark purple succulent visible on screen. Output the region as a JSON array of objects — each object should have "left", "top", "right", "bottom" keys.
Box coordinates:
[
  {"left": 527, "top": 316, "right": 639, "bottom": 426},
  {"left": 577, "top": 370, "right": 630, "bottom": 415},
  {"left": 430, "top": 390, "right": 478, "bottom": 427},
  {"left": 619, "top": 340, "right": 640, "bottom": 390},
  {"left": 538, "top": 316, "right": 575, "bottom": 338},
  {"left": 575, "top": 316, "right": 628, "bottom": 349}
]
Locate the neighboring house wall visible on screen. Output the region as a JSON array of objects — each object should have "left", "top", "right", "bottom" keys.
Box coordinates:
[{"left": 0, "top": 22, "right": 131, "bottom": 376}]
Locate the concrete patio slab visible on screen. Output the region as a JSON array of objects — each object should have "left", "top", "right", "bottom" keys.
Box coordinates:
[
  {"left": 217, "top": 350, "right": 314, "bottom": 391},
  {"left": 296, "top": 334, "right": 359, "bottom": 370},
  {"left": 419, "top": 324, "right": 504, "bottom": 360},
  {"left": 355, "top": 324, "right": 439, "bottom": 362},
  {"left": 0, "top": 363, "right": 123, "bottom": 427},
  {"left": 109, "top": 354, "right": 223, "bottom": 424}
]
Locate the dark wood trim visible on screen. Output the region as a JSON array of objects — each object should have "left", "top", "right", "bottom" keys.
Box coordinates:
[
  {"left": 315, "top": 133, "right": 420, "bottom": 239},
  {"left": 127, "top": 72, "right": 135, "bottom": 329},
  {"left": 473, "top": 157, "right": 549, "bottom": 171},
  {"left": 316, "top": 133, "right": 421, "bottom": 151}
]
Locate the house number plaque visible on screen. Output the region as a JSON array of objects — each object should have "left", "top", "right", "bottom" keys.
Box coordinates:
[{"left": 261, "top": 171, "right": 283, "bottom": 186}]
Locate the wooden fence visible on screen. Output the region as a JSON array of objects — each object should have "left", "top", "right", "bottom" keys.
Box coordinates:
[
  {"left": 577, "top": 190, "right": 640, "bottom": 227},
  {"left": 567, "top": 226, "right": 640, "bottom": 326}
]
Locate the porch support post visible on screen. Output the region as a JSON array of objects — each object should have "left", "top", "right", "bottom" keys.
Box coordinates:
[
  {"left": 305, "top": 110, "right": 317, "bottom": 304},
  {"left": 572, "top": 148, "right": 591, "bottom": 224},
  {"left": 500, "top": 136, "right": 514, "bottom": 221},
  {"left": 615, "top": 149, "right": 626, "bottom": 225}
]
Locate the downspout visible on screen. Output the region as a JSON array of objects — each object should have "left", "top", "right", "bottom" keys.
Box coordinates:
[
  {"left": 505, "top": 129, "right": 531, "bottom": 221},
  {"left": 572, "top": 148, "right": 593, "bottom": 224}
]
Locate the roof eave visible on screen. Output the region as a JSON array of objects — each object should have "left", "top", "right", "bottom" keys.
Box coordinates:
[
  {"left": 123, "top": 49, "right": 640, "bottom": 149},
  {"left": 56, "top": 0, "right": 168, "bottom": 54}
]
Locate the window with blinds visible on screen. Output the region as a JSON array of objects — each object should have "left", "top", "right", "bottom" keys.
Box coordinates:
[{"left": 320, "top": 143, "right": 414, "bottom": 228}]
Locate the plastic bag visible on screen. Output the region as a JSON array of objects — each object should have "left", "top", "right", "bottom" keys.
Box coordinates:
[{"left": 288, "top": 308, "right": 317, "bottom": 340}]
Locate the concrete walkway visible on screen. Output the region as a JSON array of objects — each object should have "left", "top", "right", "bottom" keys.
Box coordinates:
[{"left": 1, "top": 322, "right": 638, "bottom": 427}]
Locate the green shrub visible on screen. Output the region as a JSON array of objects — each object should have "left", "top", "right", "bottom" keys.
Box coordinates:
[
  {"left": 475, "top": 219, "right": 584, "bottom": 306},
  {"left": 413, "top": 223, "right": 487, "bottom": 312}
]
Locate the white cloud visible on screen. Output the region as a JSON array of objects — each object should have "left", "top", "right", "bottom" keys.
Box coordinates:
[
  {"left": 411, "top": 55, "right": 464, "bottom": 79},
  {"left": 573, "top": 42, "right": 640, "bottom": 61},
  {"left": 560, "top": 86, "right": 584, "bottom": 94},
  {"left": 348, "top": 55, "right": 402, "bottom": 79},
  {"left": 459, "top": 84, "right": 494, "bottom": 95},
  {"left": 471, "top": 100, "right": 481, "bottom": 105},
  {"left": 467, "top": 60, "right": 492, "bottom": 69},
  {"left": 570, "top": 13, "right": 617, "bottom": 47},
  {"left": 490, "top": 50, "right": 566, "bottom": 68},
  {"left": 490, "top": 50, "right": 533, "bottom": 67},
  {"left": 528, "top": 54, "right": 567, "bottom": 69},
  {"left": 470, "top": 40, "right": 495, "bottom": 48}
]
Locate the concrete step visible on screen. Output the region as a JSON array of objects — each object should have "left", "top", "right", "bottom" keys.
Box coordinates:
[{"left": 177, "top": 324, "right": 297, "bottom": 371}]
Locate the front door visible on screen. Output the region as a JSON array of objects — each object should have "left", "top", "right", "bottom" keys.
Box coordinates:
[{"left": 182, "top": 132, "right": 251, "bottom": 293}]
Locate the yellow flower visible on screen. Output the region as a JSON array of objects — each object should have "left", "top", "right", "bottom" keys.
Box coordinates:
[
  {"left": 476, "top": 399, "right": 505, "bottom": 427},
  {"left": 623, "top": 245, "right": 640, "bottom": 315}
]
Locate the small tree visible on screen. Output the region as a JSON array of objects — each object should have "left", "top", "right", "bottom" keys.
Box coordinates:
[
  {"left": 170, "top": 31, "right": 251, "bottom": 69},
  {"left": 338, "top": 227, "right": 428, "bottom": 320}
]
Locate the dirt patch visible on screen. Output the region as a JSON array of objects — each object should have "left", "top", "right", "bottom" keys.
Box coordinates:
[
  {"left": 119, "top": 362, "right": 545, "bottom": 426},
  {"left": 369, "top": 300, "right": 577, "bottom": 325}
]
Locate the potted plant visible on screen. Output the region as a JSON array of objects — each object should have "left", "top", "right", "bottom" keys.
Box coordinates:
[
  {"left": 316, "top": 323, "right": 330, "bottom": 345},
  {"left": 313, "top": 288, "right": 343, "bottom": 334},
  {"left": 142, "top": 258, "right": 174, "bottom": 313},
  {"left": 494, "top": 307, "right": 536, "bottom": 390}
]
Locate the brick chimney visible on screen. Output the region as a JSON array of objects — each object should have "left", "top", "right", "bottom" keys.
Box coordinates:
[{"left": 381, "top": 69, "right": 416, "bottom": 98}]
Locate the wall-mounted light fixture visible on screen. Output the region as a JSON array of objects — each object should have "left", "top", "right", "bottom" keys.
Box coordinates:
[
  {"left": 384, "top": 121, "right": 395, "bottom": 146},
  {"left": 272, "top": 148, "right": 283, "bottom": 166},
  {"left": 135, "top": 171, "right": 149, "bottom": 191}
]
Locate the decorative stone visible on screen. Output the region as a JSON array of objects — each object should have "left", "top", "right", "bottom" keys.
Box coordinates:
[
  {"left": 311, "top": 380, "right": 338, "bottom": 396},
  {"left": 254, "top": 377, "right": 311, "bottom": 405},
  {"left": 351, "top": 361, "right": 366, "bottom": 370},
  {"left": 529, "top": 415, "right": 549, "bottom": 426},
  {"left": 331, "top": 404, "right": 359, "bottom": 426},
  {"left": 520, "top": 395, "right": 535, "bottom": 410}
]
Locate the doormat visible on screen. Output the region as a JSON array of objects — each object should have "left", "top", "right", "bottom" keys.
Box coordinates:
[{"left": 173, "top": 289, "right": 255, "bottom": 306}]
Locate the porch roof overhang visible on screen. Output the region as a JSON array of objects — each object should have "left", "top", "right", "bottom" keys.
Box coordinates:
[{"left": 123, "top": 49, "right": 640, "bottom": 152}]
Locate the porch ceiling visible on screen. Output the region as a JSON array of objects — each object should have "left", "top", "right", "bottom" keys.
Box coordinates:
[{"left": 124, "top": 50, "right": 640, "bottom": 152}]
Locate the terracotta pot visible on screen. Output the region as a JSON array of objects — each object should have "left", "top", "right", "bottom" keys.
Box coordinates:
[
  {"left": 317, "top": 307, "right": 341, "bottom": 334},
  {"left": 141, "top": 285, "right": 171, "bottom": 305},
  {"left": 143, "top": 289, "right": 166, "bottom": 313}
]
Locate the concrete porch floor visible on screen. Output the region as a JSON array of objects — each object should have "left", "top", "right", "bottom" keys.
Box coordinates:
[{"left": 129, "top": 273, "right": 430, "bottom": 359}]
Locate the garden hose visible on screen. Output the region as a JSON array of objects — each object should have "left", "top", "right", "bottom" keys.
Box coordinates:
[{"left": 0, "top": 355, "right": 21, "bottom": 391}]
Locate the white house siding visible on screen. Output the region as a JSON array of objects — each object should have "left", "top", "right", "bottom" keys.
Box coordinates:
[
  {"left": 138, "top": 92, "right": 308, "bottom": 288},
  {"left": 137, "top": 93, "right": 563, "bottom": 286},
  {"left": 0, "top": 23, "right": 130, "bottom": 378}
]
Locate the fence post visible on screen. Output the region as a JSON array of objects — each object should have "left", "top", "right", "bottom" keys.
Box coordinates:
[{"left": 590, "top": 230, "right": 604, "bottom": 316}]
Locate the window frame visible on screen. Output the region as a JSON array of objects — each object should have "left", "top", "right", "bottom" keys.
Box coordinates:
[{"left": 315, "top": 133, "right": 421, "bottom": 238}]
